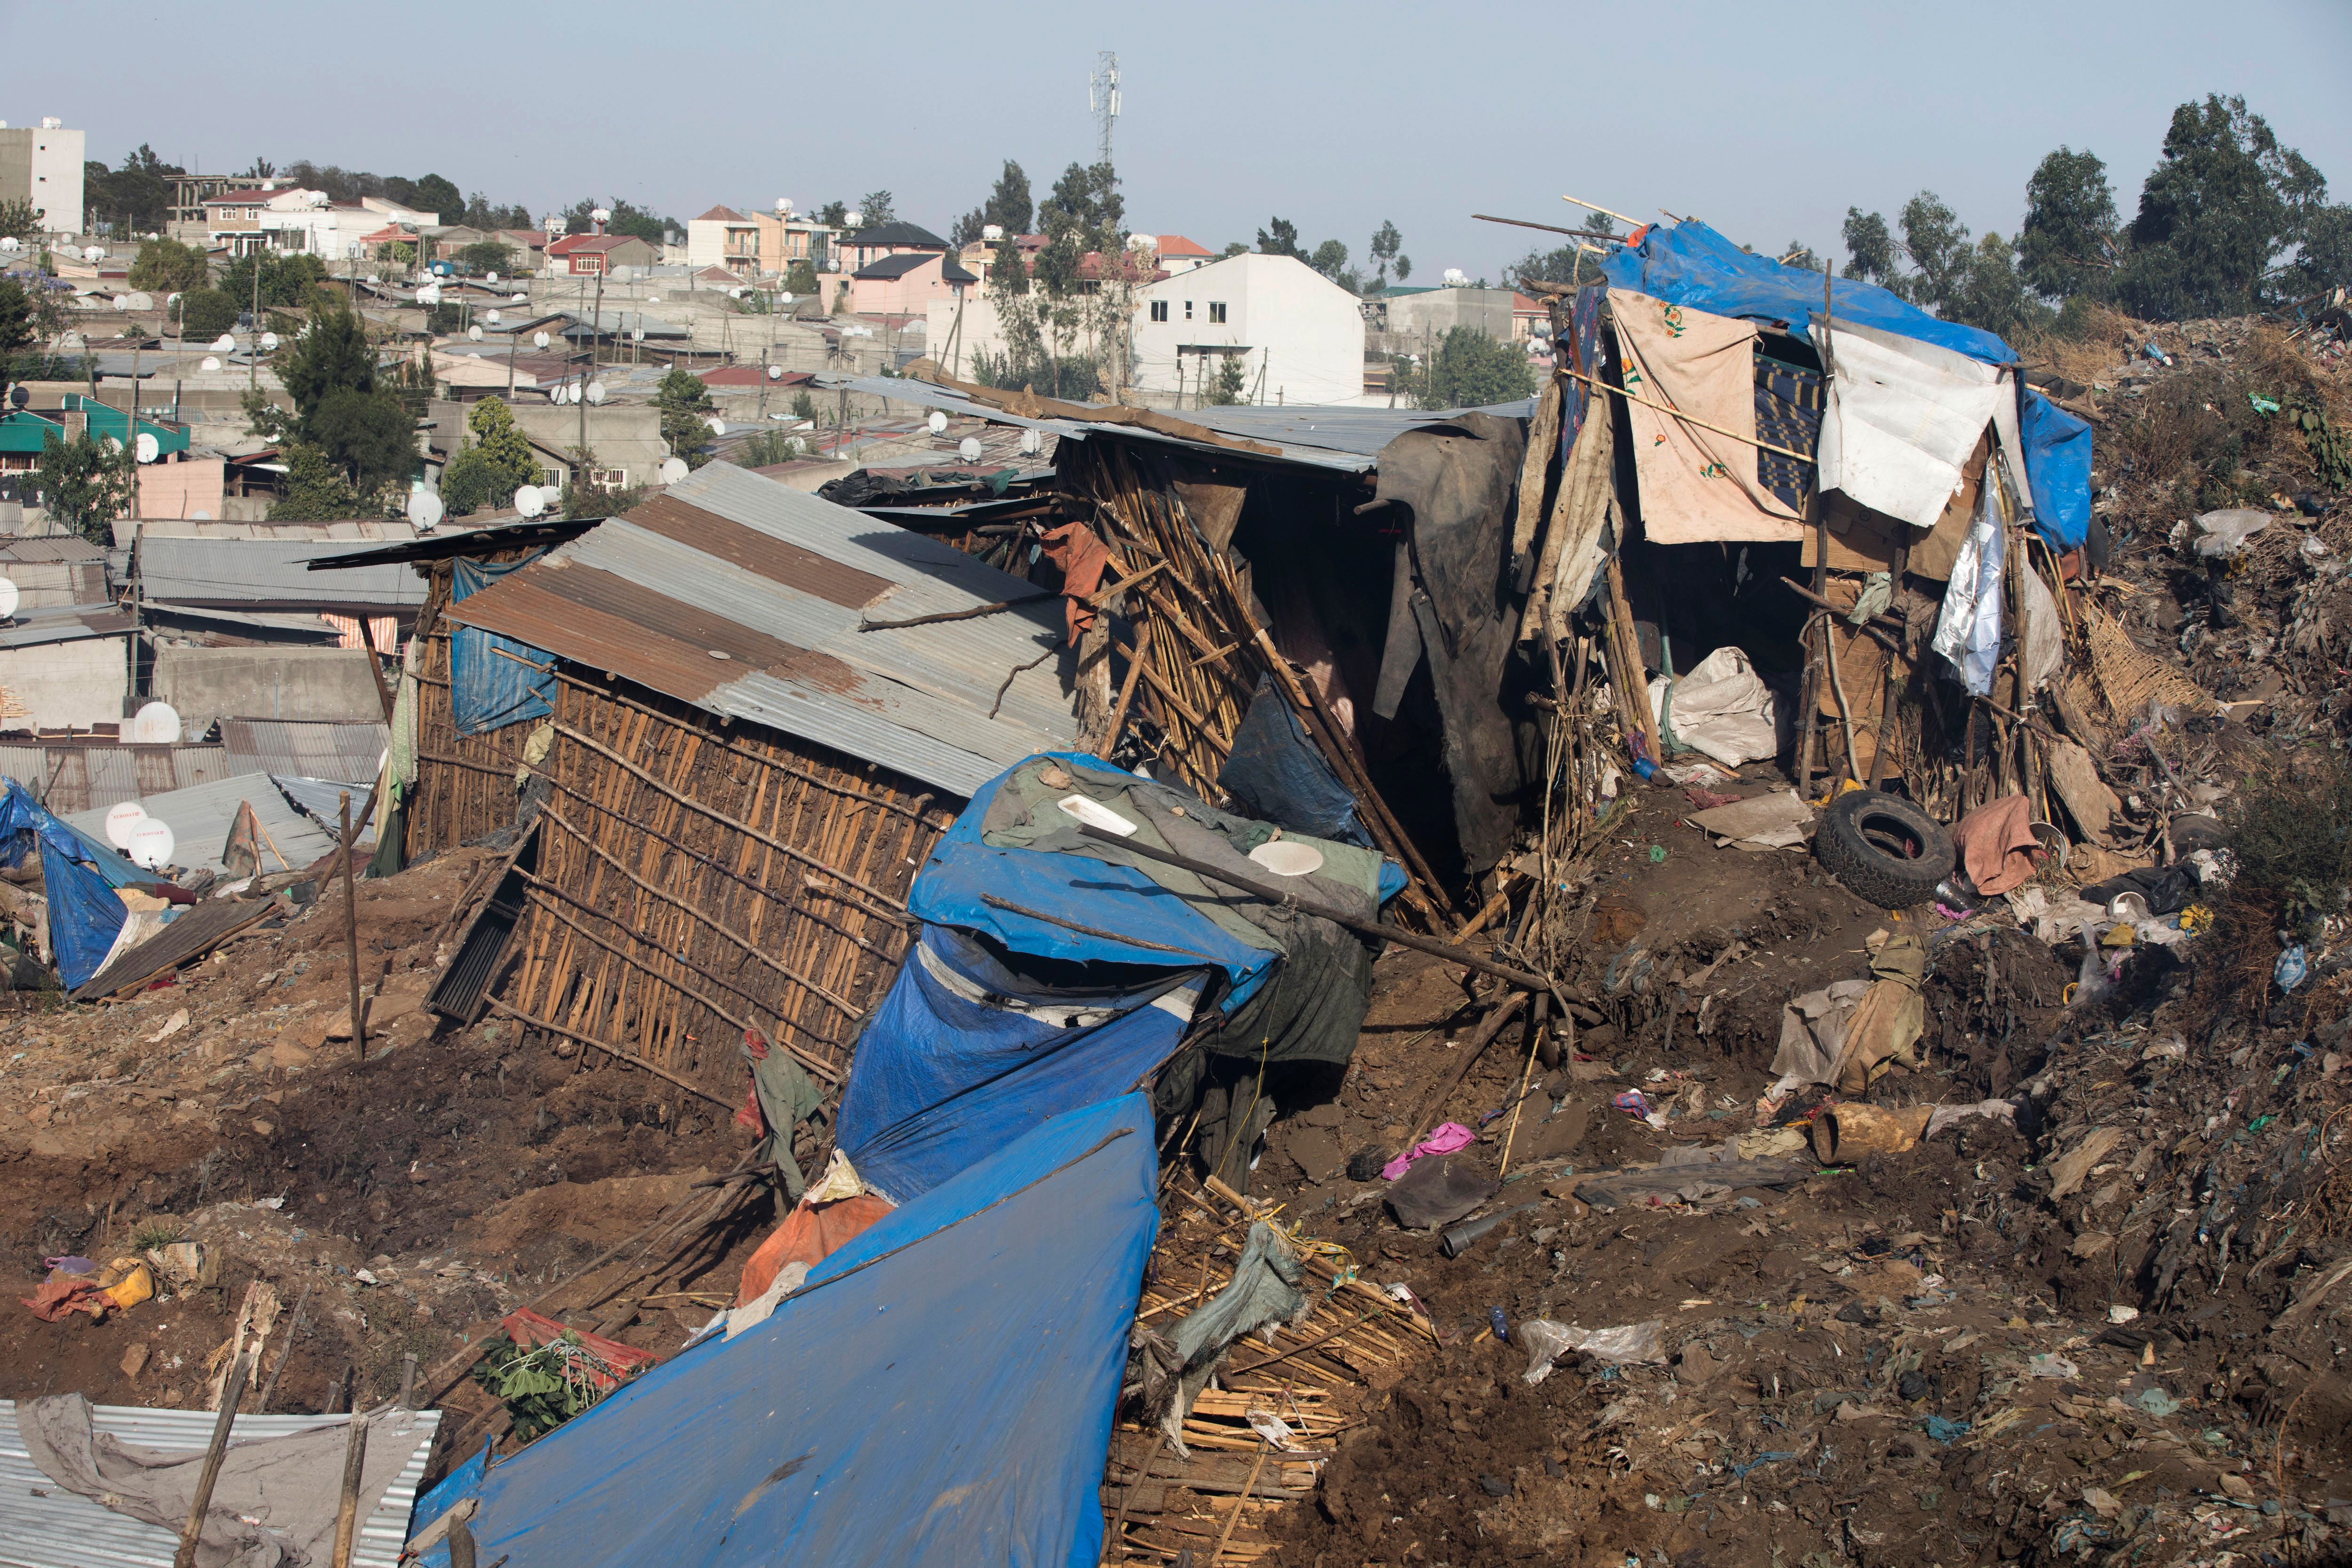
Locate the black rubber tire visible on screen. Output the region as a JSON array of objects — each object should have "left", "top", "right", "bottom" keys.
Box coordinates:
[{"left": 1814, "top": 788, "right": 1954, "bottom": 908}]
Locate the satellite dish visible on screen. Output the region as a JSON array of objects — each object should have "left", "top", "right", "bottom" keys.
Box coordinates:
[
  {"left": 778, "top": 291, "right": 794, "bottom": 306},
  {"left": 958, "top": 437, "right": 983, "bottom": 462},
  {"left": 0, "top": 237, "right": 18, "bottom": 253},
  {"left": 659, "top": 455, "right": 689, "bottom": 483},
  {"left": 586, "top": 381, "right": 606, "bottom": 404},
  {"left": 200, "top": 357, "right": 221, "bottom": 371},
  {"left": 727, "top": 287, "right": 743, "bottom": 300},
  {"left": 366, "top": 272, "right": 380, "bottom": 284},
  {"left": 532, "top": 330, "right": 550, "bottom": 349},
  {"left": 165, "top": 292, "right": 180, "bottom": 306},
  {"left": 211, "top": 334, "right": 235, "bottom": 351},
  {"left": 406, "top": 488, "right": 445, "bottom": 531},
  {"left": 705, "top": 415, "right": 725, "bottom": 435},
  {"left": 189, "top": 509, "right": 210, "bottom": 520},
  {"left": 591, "top": 208, "right": 611, "bottom": 224},
  {"left": 982, "top": 223, "right": 1004, "bottom": 242},
  {"left": 645, "top": 292, "right": 660, "bottom": 303},
  {"left": 0, "top": 577, "right": 17, "bottom": 619},
  {"left": 486, "top": 310, "right": 501, "bottom": 325},
  {"left": 112, "top": 295, "right": 129, "bottom": 312},
  {"left": 926, "top": 410, "right": 948, "bottom": 435},
  {"left": 259, "top": 331, "right": 279, "bottom": 351},
  {"left": 129, "top": 700, "right": 182, "bottom": 745},
  {"left": 1018, "top": 428, "right": 1042, "bottom": 456},
  {"left": 104, "top": 801, "right": 148, "bottom": 848},
  {"left": 515, "top": 485, "right": 546, "bottom": 517},
  {"left": 766, "top": 364, "right": 782, "bottom": 380},
  {"left": 485, "top": 271, "right": 499, "bottom": 284},
  {"left": 845, "top": 211, "right": 863, "bottom": 228},
  {"left": 127, "top": 817, "right": 176, "bottom": 871},
  {"left": 418, "top": 283, "right": 442, "bottom": 305},
  {"left": 467, "top": 324, "right": 483, "bottom": 341},
  {"left": 777, "top": 199, "right": 794, "bottom": 216},
  {"left": 539, "top": 485, "right": 564, "bottom": 508},
  {"left": 134, "top": 431, "right": 159, "bottom": 464},
  {"left": 509, "top": 292, "right": 526, "bottom": 302},
  {"left": 83, "top": 246, "right": 105, "bottom": 261}
]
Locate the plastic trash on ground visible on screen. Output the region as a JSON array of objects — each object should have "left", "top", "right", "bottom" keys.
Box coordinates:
[{"left": 1517, "top": 1318, "right": 1668, "bottom": 1384}]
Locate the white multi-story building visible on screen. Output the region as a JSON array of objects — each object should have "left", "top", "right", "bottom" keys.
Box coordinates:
[
  {"left": 0, "top": 117, "right": 86, "bottom": 234},
  {"left": 202, "top": 183, "right": 442, "bottom": 259}
]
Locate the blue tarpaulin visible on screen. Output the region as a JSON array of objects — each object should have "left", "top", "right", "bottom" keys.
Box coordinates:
[
  {"left": 0, "top": 779, "right": 128, "bottom": 990},
  {"left": 1601, "top": 220, "right": 2018, "bottom": 367},
  {"left": 1217, "top": 677, "right": 1371, "bottom": 847},
  {"left": 448, "top": 1095, "right": 1160, "bottom": 1568},
  {"left": 838, "top": 925, "right": 1204, "bottom": 1201},
  {"left": 2019, "top": 389, "right": 2095, "bottom": 552},
  {"left": 451, "top": 555, "right": 555, "bottom": 736}
]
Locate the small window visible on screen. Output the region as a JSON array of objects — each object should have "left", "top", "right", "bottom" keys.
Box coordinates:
[
  {"left": 1149, "top": 300, "right": 1168, "bottom": 323},
  {"left": 1184, "top": 301, "right": 1193, "bottom": 321},
  {"left": 593, "top": 467, "right": 628, "bottom": 487},
  {"left": 1209, "top": 302, "right": 1227, "bottom": 325}
]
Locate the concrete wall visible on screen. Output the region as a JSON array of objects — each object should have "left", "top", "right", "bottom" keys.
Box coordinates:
[
  {"left": 508, "top": 403, "right": 669, "bottom": 487},
  {"left": 1134, "top": 254, "right": 1368, "bottom": 406},
  {"left": 0, "top": 635, "right": 128, "bottom": 729},
  {"left": 0, "top": 125, "right": 86, "bottom": 232},
  {"left": 151, "top": 645, "right": 384, "bottom": 732},
  {"left": 1383, "top": 288, "right": 1518, "bottom": 342},
  {"left": 135, "top": 457, "right": 226, "bottom": 521}
]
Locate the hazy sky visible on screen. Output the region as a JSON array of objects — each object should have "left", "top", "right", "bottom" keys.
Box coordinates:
[{"left": 9, "top": 0, "right": 2350, "bottom": 279}]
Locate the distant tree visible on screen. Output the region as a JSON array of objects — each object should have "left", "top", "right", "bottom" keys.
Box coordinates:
[
  {"left": 560, "top": 197, "right": 674, "bottom": 245},
  {"left": 790, "top": 390, "right": 820, "bottom": 422},
  {"left": 35, "top": 428, "right": 137, "bottom": 542},
  {"left": 1256, "top": 217, "right": 1305, "bottom": 261},
  {"left": 1393, "top": 253, "right": 1412, "bottom": 282},
  {"left": 2114, "top": 94, "right": 2328, "bottom": 319},
  {"left": 269, "top": 441, "right": 364, "bottom": 520},
  {"left": 222, "top": 251, "right": 329, "bottom": 311},
  {"left": 1778, "top": 240, "right": 1824, "bottom": 271},
  {"left": 1841, "top": 207, "right": 1900, "bottom": 287},
  {"left": 1369, "top": 219, "right": 1404, "bottom": 287},
  {"left": 1898, "top": 192, "right": 1972, "bottom": 313},
  {"left": 1412, "top": 326, "right": 1535, "bottom": 409},
  {"left": 460, "top": 193, "right": 535, "bottom": 231},
  {"left": 84, "top": 143, "right": 181, "bottom": 235},
  {"left": 817, "top": 200, "right": 848, "bottom": 228},
  {"left": 1220, "top": 241, "right": 1248, "bottom": 259},
  {"left": 309, "top": 386, "right": 415, "bottom": 493},
  {"left": 736, "top": 428, "right": 807, "bottom": 465},
  {"left": 175, "top": 287, "right": 238, "bottom": 338},
  {"left": 1515, "top": 244, "right": 1585, "bottom": 286},
  {"left": 985, "top": 161, "right": 1033, "bottom": 236},
  {"left": 784, "top": 259, "right": 819, "bottom": 297},
  {"left": 1204, "top": 355, "right": 1249, "bottom": 405},
  {"left": 0, "top": 278, "right": 35, "bottom": 357},
  {"left": 855, "top": 190, "right": 897, "bottom": 228},
  {"left": 1040, "top": 162, "right": 1123, "bottom": 251},
  {"left": 239, "top": 158, "right": 276, "bottom": 181},
  {"left": 1945, "top": 233, "right": 2053, "bottom": 342},
  {"left": 279, "top": 305, "right": 376, "bottom": 422},
  {"left": 2018, "top": 147, "right": 2119, "bottom": 302},
  {"left": 1308, "top": 239, "right": 1351, "bottom": 282},
  {"left": 128, "top": 238, "right": 207, "bottom": 294},
  {"left": 457, "top": 239, "right": 516, "bottom": 275},
  {"left": 440, "top": 397, "right": 537, "bottom": 515},
  {"left": 411, "top": 173, "right": 461, "bottom": 220},
  {"left": 2291, "top": 204, "right": 2352, "bottom": 297},
  {"left": 949, "top": 208, "right": 985, "bottom": 248},
  {"left": 654, "top": 365, "right": 716, "bottom": 468},
  {"left": 0, "top": 199, "right": 44, "bottom": 245}
]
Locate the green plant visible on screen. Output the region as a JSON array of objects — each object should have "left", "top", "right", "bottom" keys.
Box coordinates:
[
  {"left": 790, "top": 390, "right": 819, "bottom": 422},
  {"left": 736, "top": 427, "right": 806, "bottom": 466},
  {"left": 35, "top": 428, "right": 136, "bottom": 542},
  {"left": 127, "top": 1220, "right": 183, "bottom": 1250},
  {"left": 442, "top": 397, "right": 537, "bottom": 513},
  {"left": 269, "top": 441, "right": 365, "bottom": 520},
  {"left": 1204, "top": 355, "right": 1248, "bottom": 406},
  {"left": 2225, "top": 752, "right": 2352, "bottom": 935},
  {"left": 653, "top": 365, "right": 715, "bottom": 468},
  {"left": 2288, "top": 393, "right": 2352, "bottom": 490},
  {"left": 471, "top": 1331, "right": 614, "bottom": 1441},
  {"left": 128, "top": 239, "right": 208, "bottom": 294},
  {"left": 0, "top": 278, "right": 32, "bottom": 358},
  {"left": 784, "top": 259, "right": 819, "bottom": 298},
  {"left": 457, "top": 239, "right": 516, "bottom": 275},
  {"left": 0, "top": 199, "right": 42, "bottom": 244},
  {"left": 1408, "top": 325, "right": 1536, "bottom": 410},
  {"left": 176, "top": 287, "right": 237, "bottom": 338}
]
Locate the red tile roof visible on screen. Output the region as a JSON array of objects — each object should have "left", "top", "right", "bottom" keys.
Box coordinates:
[
  {"left": 547, "top": 234, "right": 642, "bottom": 254},
  {"left": 695, "top": 205, "right": 749, "bottom": 222},
  {"left": 1153, "top": 234, "right": 1212, "bottom": 257}
]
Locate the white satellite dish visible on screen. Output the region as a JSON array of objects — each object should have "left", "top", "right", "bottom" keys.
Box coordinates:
[
  {"left": 778, "top": 292, "right": 794, "bottom": 306},
  {"left": 83, "top": 246, "right": 105, "bottom": 262},
  {"left": 165, "top": 292, "right": 180, "bottom": 306},
  {"left": 189, "top": 509, "right": 210, "bottom": 520},
  {"left": 366, "top": 272, "right": 380, "bottom": 284},
  {"left": 259, "top": 331, "right": 279, "bottom": 351},
  {"left": 127, "top": 818, "right": 176, "bottom": 871},
  {"left": 104, "top": 801, "right": 148, "bottom": 849},
  {"left": 845, "top": 210, "right": 864, "bottom": 228},
  {"left": 211, "top": 334, "right": 235, "bottom": 351},
  {"left": 777, "top": 199, "right": 795, "bottom": 216},
  {"left": 486, "top": 310, "right": 502, "bottom": 325},
  {"left": 467, "top": 324, "right": 483, "bottom": 341},
  {"left": 418, "top": 283, "right": 442, "bottom": 305},
  {"left": 982, "top": 223, "right": 1004, "bottom": 242},
  {"left": 485, "top": 271, "right": 499, "bottom": 284},
  {"left": 0, "top": 237, "right": 18, "bottom": 253},
  {"left": 200, "top": 356, "right": 222, "bottom": 371},
  {"left": 0, "top": 577, "right": 17, "bottom": 619},
  {"left": 532, "top": 330, "right": 550, "bottom": 349},
  {"left": 586, "top": 381, "right": 606, "bottom": 405},
  {"left": 926, "top": 410, "right": 948, "bottom": 435},
  {"left": 112, "top": 295, "right": 129, "bottom": 312},
  {"left": 645, "top": 292, "right": 660, "bottom": 303},
  {"left": 659, "top": 455, "right": 689, "bottom": 484},
  {"left": 510, "top": 292, "right": 526, "bottom": 303},
  {"left": 134, "top": 431, "right": 159, "bottom": 464},
  {"left": 128, "top": 700, "right": 182, "bottom": 745},
  {"left": 766, "top": 364, "right": 782, "bottom": 380},
  {"left": 958, "top": 437, "right": 983, "bottom": 462},
  {"left": 727, "top": 287, "right": 743, "bottom": 300},
  {"left": 406, "top": 488, "right": 445, "bottom": 531},
  {"left": 1248, "top": 840, "right": 1326, "bottom": 878},
  {"left": 540, "top": 485, "right": 564, "bottom": 508},
  {"left": 1018, "top": 428, "right": 1042, "bottom": 456},
  {"left": 591, "top": 208, "right": 611, "bottom": 224},
  {"left": 705, "top": 414, "right": 725, "bottom": 435},
  {"left": 515, "top": 485, "right": 546, "bottom": 517}
]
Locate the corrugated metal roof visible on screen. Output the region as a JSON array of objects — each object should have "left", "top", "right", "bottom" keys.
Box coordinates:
[
  {"left": 64, "top": 771, "right": 346, "bottom": 876},
  {"left": 447, "top": 462, "right": 1078, "bottom": 798},
  {"left": 301, "top": 518, "right": 598, "bottom": 571},
  {"left": 140, "top": 604, "right": 343, "bottom": 640},
  {"left": 0, "top": 744, "right": 235, "bottom": 815},
  {"left": 0, "top": 604, "right": 136, "bottom": 650},
  {"left": 136, "top": 539, "right": 426, "bottom": 609},
  {"left": 0, "top": 1401, "right": 438, "bottom": 1568},
  {"left": 0, "top": 537, "right": 107, "bottom": 563},
  {"left": 219, "top": 719, "right": 387, "bottom": 786}
]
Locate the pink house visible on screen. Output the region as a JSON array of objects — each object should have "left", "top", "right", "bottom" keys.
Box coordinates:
[{"left": 849, "top": 250, "right": 979, "bottom": 316}]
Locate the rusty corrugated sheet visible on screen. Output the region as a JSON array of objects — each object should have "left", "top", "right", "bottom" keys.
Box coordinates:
[
  {"left": 627, "top": 493, "right": 891, "bottom": 608},
  {"left": 446, "top": 462, "right": 1077, "bottom": 798}
]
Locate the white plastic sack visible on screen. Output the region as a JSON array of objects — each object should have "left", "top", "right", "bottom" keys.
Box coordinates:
[
  {"left": 1647, "top": 645, "right": 1781, "bottom": 766},
  {"left": 2193, "top": 508, "right": 2271, "bottom": 558},
  {"left": 1817, "top": 317, "right": 2004, "bottom": 529},
  {"left": 1518, "top": 1318, "right": 1667, "bottom": 1384}
]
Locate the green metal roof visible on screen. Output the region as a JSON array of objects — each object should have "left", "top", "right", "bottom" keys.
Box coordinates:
[{"left": 0, "top": 402, "right": 191, "bottom": 458}]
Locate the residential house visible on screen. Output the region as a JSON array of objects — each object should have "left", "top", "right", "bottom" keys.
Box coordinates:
[
  {"left": 1131, "top": 253, "right": 1367, "bottom": 406},
  {"left": 0, "top": 537, "right": 109, "bottom": 608},
  {"left": 504, "top": 402, "right": 669, "bottom": 492},
  {"left": 686, "top": 206, "right": 760, "bottom": 276},
  {"left": 545, "top": 233, "right": 660, "bottom": 277},
  {"left": 849, "top": 251, "right": 978, "bottom": 316},
  {"left": 0, "top": 605, "right": 134, "bottom": 732},
  {"left": 0, "top": 119, "right": 84, "bottom": 234},
  {"left": 1143, "top": 234, "right": 1214, "bottom": 274},
  {"left": 750, "top": 212, "right": 834, "bottom": 276},
  {"left": 202, "top": 183, "right": 443, "bottom": 259},
  {"left": 838, "top": 221, "right": 948, "bottom": 275},
  {"left": 1377, "top": 285, "right": 1518, "bottom": 342},
  {"left": 494, "top": 229, "right": 551, "bottom": 270}
]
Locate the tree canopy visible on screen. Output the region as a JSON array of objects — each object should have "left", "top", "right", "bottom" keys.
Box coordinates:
[
  {"left": 1410, "top": 327, "right": 1535, "bottom": 410},
  {"left": 129, "top": 238, "right": 208, "bottom": 294},
  {"left": 654, "top": 366, "right": 716, "bottom": 469},
  {"left": 560, "top": 197, "right": 674, "bottom": 245},
  {"left": 440, "top": 397, "right": 538, "bottom": 515},
  {"left": 35, "top": 429, "right": 136, "bottom": 542}
]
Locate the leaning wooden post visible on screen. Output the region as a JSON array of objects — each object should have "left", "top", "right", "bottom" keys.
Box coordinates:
[
  {"left": 171, "top": 1350, "right": 249, "bottom": 1568},
  {"left": 329, "top": 1405, "right": 369, "bottom": 1568},
  {"left": 340, "top": 792, "right": 364, "bottom": 1062}
]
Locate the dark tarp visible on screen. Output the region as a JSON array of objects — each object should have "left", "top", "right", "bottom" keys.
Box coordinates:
[
  {"left": 1368, "top": 412, "right": 1536, "bottom": 873},
  {"left": 1216, "top": 675, "right": 1371, "bottom": 847},
  {"left": 2020, "top": 388, "right": 2095, "bottom": 554},
  {"left": 0, "top": 778, "right": 130, "bottom": 991},
  {"left": 1601, "top": 219, "right": 2017, "bottom": 366},
  {"left": 439, "top": 1095, "right": 1160, "bottom": 1568},
  {"left": 450, "top": 555, "right": 555, "bottom": 736}
]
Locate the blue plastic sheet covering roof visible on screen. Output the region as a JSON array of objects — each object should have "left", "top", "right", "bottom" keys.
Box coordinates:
[
  {"left": 440, "top": 1095, "right": 1159, "bottom": 1568},
  {"left": 838, "top": 924, "right": 1204, "bottom": 1201},
  {"left": 450, "top": 554, "right": 555, "bottom": 735},
  {"left": 2019, "top": 389, "right": 2095, "bottom": 552},
  {"left": 1601, "top": 220, "right": 2017, "bottom": 367},
  {"left": 1217, "top": 677, "right": 1371, "bottom": 847},
  {"left": 0, "top": 778, "right": 130, "bottom": 990}
]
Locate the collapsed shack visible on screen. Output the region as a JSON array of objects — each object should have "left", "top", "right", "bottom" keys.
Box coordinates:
[{"left": 306, "top": 463, "right": 1083, "bottom": 1140}]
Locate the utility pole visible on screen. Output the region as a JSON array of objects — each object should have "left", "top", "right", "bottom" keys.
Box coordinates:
[{"left": 248, "top": 248, "right": 261, "bottom": 395}]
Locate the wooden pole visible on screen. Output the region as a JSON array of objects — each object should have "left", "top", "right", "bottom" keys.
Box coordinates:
[
  {"left": 339, "top": 792, "right": 364, "bottom": 1062},
  {"left": 328, "top": 1408, "right": 368, "bottom": 1568},
  {"left": 1867, "top": 541, "right": 1911, "bottom": 789},
  {"left": 170, "top": 1351, "right": 248, "bottom": 1568}
]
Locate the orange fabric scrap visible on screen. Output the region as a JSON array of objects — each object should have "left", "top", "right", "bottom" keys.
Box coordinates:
[
  {"left": 1039, "top": 522, "right": 1113, "bottom": 643},
  {"left": 732, "top": 1194, "right": 897, "bottom": 1307},
  {"left": 1949, "top": 793, "right": 2041, "bottom": 897}
]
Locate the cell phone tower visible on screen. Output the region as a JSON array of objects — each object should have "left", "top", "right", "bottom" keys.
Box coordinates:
[{"left": 1088, "top": 51, "right": 1120, "bottom": 167}]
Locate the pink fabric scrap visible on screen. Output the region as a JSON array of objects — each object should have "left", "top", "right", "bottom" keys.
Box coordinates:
[{"left": 1382, "top": 1121, "right": 1476, "bottom": 1181}]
